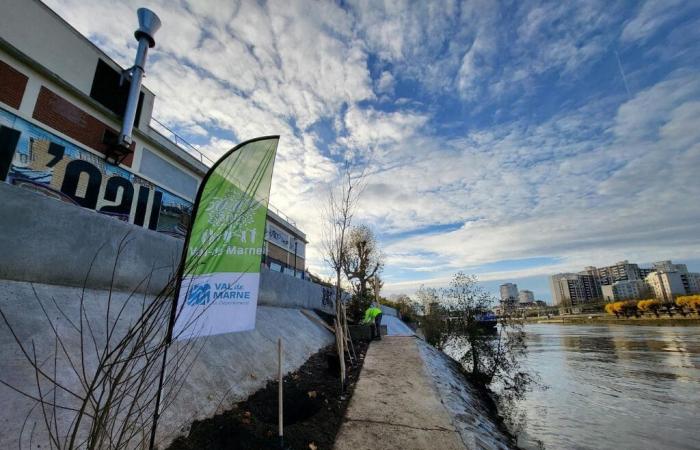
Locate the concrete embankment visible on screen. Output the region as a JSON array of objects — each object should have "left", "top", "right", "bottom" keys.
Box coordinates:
[
  {"left": 334, "top": 336, "right": 514, "bottom": 450},
  {"left": 0, "top": 280, "right": 335, "bottom": 449}
]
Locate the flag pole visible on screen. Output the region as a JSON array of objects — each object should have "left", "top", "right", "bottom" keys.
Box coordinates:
[{"left": 147, "top": 135, "right": 279, "bottom": 450}]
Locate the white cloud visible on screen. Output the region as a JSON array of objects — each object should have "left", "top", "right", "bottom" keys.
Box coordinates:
[
  {"left": 381, "top": 70, "right": 700, "bottom": 294},
  {"left": 621, "top": 0, "right": 689, "bottom": 44},
  {"left": 42, "top": 0, "right": 700, "bottom": 297},
  {"left": 376, "top": 71, "right": 395, "bottom": 95},
  {"left": 340, "top": 105, "right": 429, "bottom": 149}
]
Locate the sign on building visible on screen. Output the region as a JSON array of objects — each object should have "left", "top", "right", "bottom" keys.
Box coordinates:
[{"left": 265, "top": 221, "right": 305, "bottom": 258}]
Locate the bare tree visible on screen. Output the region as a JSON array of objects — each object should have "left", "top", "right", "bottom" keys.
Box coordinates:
[
  {"left": 421, "top": 272, "right": 537, "bottom": 430},
  {"left": 321, "top": 162, "right": 365, "bottom": 389},
  {"left": 343, "top": 225, "right": 383, "bottom": 320}
]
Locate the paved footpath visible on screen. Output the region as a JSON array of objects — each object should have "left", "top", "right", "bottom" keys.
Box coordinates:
[{"left": 334, "top": 336, "right": 466, "bottom": 450}]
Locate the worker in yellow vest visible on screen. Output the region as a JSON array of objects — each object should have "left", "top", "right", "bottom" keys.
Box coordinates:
[{"left": 363, "top": 304, "right": 383, "bottom": 340}]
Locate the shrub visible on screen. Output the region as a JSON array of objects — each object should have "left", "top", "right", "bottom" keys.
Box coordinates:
[{"left": 637, "top": 299, "right": 662, "bottom": 317}]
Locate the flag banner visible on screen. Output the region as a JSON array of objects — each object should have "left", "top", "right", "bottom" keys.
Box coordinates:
[{"left": 172, "top": 136, "right": 279, "bottom": 339}]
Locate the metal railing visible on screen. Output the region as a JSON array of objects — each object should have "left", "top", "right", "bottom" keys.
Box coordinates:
[
  {"left": 150, "top": 117, "right": 216, "bottom": 166},
  {"left": 267, "top": 203, "right": 297, "bottom": 227}
]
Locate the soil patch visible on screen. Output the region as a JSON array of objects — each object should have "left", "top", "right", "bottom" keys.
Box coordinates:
[{"left": 168, "top": 340, "right": 369, "bottom": 450}]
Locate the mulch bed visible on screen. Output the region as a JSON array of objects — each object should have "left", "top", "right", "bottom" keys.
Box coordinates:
[{"left": 168, "top": 339, "right": 369, "bottom": 450}]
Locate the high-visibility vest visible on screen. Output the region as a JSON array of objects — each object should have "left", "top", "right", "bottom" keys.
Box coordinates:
[{"left": 363, "top": 307, "right": 382, "bottom": 323}]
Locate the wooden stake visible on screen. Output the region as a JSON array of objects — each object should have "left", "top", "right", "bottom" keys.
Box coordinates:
[
  {"left": 342, "top": 305, "right": 357, "bottom": 363},
  {"left": 334, "top": 319, "right": 346, "bottom": 391},
  {"left": 278, "top": 338, "right": 283, "bottom": 449}
]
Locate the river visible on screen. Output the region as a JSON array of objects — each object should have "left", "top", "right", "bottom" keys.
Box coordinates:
[{"left": 517, "top": 324, "right": 700, "bottom": 450}]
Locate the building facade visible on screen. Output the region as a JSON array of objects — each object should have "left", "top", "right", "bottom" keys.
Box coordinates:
[
  {"left": 500, "top": 283, "right": 519, "bottom": 304},
  {"left": 584, "top": 260, "right": 646, "bottom": 286},
  {"left": 600, "top": 279, "right": 649, "bottom": 301},
  {"left": 549, "top": 273, "right": 602, "bottom": 306},
  {"left": 645, "top": 261, "right": 700, "bottom": 299},
  {"left": 0, "top": 0, "right": 306, "bottom": 277},
  {"left": 518, "top": 289, "right": 535, "bottom": 304},
  {"left": 645, "top": 271, "right": 686, "bottom": 302}
]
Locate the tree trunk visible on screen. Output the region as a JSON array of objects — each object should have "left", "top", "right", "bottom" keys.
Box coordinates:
[{"left": 471, "top": 340, "right": 480, "bottom": 379}]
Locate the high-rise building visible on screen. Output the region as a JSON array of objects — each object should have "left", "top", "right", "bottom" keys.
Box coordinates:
[
  {"left": 653, "top": 261, "right": 688, "bottom": 273},
  {"left": 646, "top": 271, "right": 686, "bottom": 302},
  {"left": 499, "top": 283, "right": 518, "bottom": 304},
  {"left": 553, "top": 259, "right": 698, "bottom": 305},
  {"left": 550, "top": 273, "right": 602, "bottom": 306},
  {"left": 601, "top": 279, "right": 649, "bottom": 301},
  {"left": 585, "top": 260, "right": 645, "bottom": 285},
  {"left": 518, "top": 290, "right": 535, "bottom": 304},
  {"left": 646, "top": 261, "right": 700, "bottom": 298}
]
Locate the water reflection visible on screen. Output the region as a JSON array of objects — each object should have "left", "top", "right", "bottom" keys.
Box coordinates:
[{"left": 518, "top": 325, "right": 700, "bottom": 450}]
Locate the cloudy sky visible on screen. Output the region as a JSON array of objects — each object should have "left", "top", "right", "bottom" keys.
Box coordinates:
[{"left": 46, "top": 0, "right": 700, "bottom": 301}]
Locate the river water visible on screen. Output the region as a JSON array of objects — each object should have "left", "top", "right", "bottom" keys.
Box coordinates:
[{"left": 517, "top": 324, "right": 700, "bottom": 450}]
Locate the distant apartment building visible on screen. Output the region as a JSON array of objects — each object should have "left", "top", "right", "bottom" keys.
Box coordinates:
[
  {"left": 550, "top": 273, "right": 602, "bottom": 306},
  {"left": 645, "top": 261, "right": 700, "bottom": 300},
  {"left": 584, "top": 260, "right": 646, "bottom": 285},
  {"left": 552, "top": 259, "right": 699, "bottom": 305},
  {"left": 601, "top": 279, "right": 649, "bottom": 301},
  {"left": 652, "top": 260, "right": 687, "bottom": 272},
  {"left": 518, "top": 289, "right": 535, "bottom": 304},
  {"left": 500, "top": 283, "right": 518, "bottom": 304},
  {"left": 646, "top": 271, "right": 686, "bottom": 302}
]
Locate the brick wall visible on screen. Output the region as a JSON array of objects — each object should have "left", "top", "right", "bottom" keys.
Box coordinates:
[
  {"left": 32, "top": 87, "right": 134, "bottom": 166},
  {"left": 0, "top": 60, "right": 28, "bottom": 110}
]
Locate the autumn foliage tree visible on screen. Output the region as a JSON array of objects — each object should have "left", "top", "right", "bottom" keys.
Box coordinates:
[
  {"left": 604, "top": 300, "right": 639, "bottom": 318},
  {"left": 676, "top": 295, "right": 700, "bottom": 315},
  {"left": 637, "top": 299, "right": 662, "bottom": 317}
]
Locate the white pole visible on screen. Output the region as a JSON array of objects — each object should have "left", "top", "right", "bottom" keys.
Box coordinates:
[{"left": 278, "top": 338, "right": 283, "bottom": 448}]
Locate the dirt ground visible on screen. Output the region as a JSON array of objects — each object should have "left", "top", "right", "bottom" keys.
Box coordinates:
[{"left": 167, "top": 340, "right": 369, "bottom": 450}]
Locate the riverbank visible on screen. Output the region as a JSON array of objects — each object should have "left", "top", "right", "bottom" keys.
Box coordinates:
[
  {"left": 525, "top": 314, "right": 700, "bottom": 326},
  {"left": 168, "top": 341, "right": 369, "bottom": 450}
]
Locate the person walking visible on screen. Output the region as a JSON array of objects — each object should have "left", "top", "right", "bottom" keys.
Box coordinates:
[{"left": 363, "top": 304, "right": 383, "bottom": 340}]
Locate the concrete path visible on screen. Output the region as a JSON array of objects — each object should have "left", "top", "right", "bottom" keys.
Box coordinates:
[{"left": 334, "top": 337, "right": 466, "bottom": 450}]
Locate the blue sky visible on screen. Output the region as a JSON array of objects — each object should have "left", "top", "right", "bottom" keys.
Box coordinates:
[{"left": 47, "top": 0, "right": 700, "bottom": 302}]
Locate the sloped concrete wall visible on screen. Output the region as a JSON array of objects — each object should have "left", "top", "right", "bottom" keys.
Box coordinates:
[
  {"left": 260, "top": 267, "right": 335, "bottom": 314},
  {"left": 0, "top": 280, "right": 334, "bottom": 449},
  {"left": 417, "top": 340, "right": 515, "bottom": 449},
  {"left": 0, "top": 182, "right": 182, "bottom": 294}
]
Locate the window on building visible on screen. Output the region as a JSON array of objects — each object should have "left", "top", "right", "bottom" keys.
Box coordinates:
[
  {"left": 90, "top": 59, "right": 143, "bottom": 126},
  {"left": 270, "top": 262, "right": 282, "bottom": 272}
]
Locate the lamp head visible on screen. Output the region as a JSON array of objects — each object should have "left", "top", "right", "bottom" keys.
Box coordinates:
[{"left": 134, "top": 8, "right": 161, "bottom": 48}]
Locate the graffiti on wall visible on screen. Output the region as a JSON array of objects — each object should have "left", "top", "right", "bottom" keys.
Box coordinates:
[{"left": 0, "top": 108, "right": 192, "bottom": 234}]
